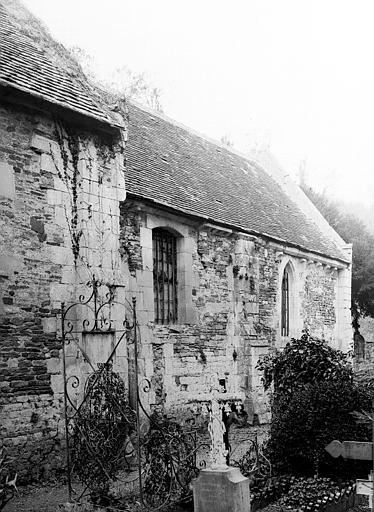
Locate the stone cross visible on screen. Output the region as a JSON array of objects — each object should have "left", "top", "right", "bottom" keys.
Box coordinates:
[
  {"left": 193, "top": 378, "right": 250, "bottom": 512},
  {"left": 208, "top": 393, "right": 228, "bottom": 470}
]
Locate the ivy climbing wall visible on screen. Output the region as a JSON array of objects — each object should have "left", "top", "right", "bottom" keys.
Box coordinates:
[{"left": 0, "top": 100, "right": 126, "bottom": 481}]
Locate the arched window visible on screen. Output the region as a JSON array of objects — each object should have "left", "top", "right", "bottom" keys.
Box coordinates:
[
  {"left": 281, "top": 266, "right": 290, "bottom": 336},
  {"left": 153, "top": 228, "right": 178, "bottom": 324}
]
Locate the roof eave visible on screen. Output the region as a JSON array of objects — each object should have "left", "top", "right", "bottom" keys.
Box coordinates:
[
  {"left": 126, "top": 192, "right": 351, "bottom": 266},
  {"left": 0, "top": 80, "right": 123, "bottom": 135}
]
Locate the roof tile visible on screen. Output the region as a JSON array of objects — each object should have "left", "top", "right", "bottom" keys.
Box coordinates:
[
  {"left": 0, "top": 0, "right": 118, "bottom": 128},
  {"left": 126, "top": 102, "right": 346, "bottom": 262}
]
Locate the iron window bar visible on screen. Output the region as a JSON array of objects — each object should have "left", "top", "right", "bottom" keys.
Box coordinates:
[{"left": 153, "top": 228, "right": 177, "bottom": 324}]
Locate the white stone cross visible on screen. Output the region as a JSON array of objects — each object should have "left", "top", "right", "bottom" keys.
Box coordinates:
[{"left": 207, "top": 381, "right": 229, "bottom": 471}]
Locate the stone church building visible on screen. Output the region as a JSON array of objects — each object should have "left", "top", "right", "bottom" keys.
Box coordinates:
[{"left": 0, "top": 0, "right": 352, "bottom": 480}]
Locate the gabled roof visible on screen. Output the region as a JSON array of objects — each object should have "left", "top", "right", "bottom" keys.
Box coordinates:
[
  {"left": 0, "top": 1, "right": 348, "bottom": 263},
  {"left": 126, "top": 102, "right": 348, "bottom": 263},
  {"left": 0, "top": 0, "right": 121, "bottom": 129}
]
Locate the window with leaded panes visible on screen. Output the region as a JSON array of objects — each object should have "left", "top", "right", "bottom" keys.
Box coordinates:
[
  {"left": 153, "top": 228, "right": 178, "bottom": 324},
  {"left": 281, "top": 267, "right": 289, "bottom": 336}
]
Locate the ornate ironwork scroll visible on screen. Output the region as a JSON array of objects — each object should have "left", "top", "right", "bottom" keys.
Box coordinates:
[
  {"left": 61, "top": 277, "right": 207, "bottom": 510},
  {"left": 61, "top": 276, "right": 136, "bottom": 503},
  {"left": 129, "top": 300, "right": 206, "bottom": 510}
]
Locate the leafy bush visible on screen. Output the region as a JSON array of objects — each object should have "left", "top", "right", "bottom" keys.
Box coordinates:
[
  {"left": 69, "top": 366, "right": 136, "bottom": 503},
  {"left": 257, "top": 335, "right": 372, "bottom": 477},
  {"left": 354, "top": 362, "right": 374, "bottom": 392},
  {"left": 233, "top": 435, "right": 272, "bottom": 484},
  {"left": 257, "top": 334, "right": 353, "bottom": 395},
  {"left": 267, "top": 380, "right": 371, "bottom": 476},
  {"left": 142, "top": 414, "right": 198, "bottom": 508}
]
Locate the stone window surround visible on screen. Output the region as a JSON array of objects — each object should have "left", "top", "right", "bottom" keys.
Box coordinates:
[
  {"left": 271, "top": 241, "right": 350, "bottom": 348},
  {"left": 278, "top": 257, "right": 301, "bottom": 344},
  {"left": 281, "top": 264, "right": 290, "bottom": 336},
  {"left": 140, "top": 213, "right": 197, "bottom": 325},
  {"left": 152, "top": 227, "right": 178, "bottom": 324}
]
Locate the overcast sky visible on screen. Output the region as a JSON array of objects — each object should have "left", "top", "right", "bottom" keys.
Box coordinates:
[{"left": 24, "top": 0, "right": 374, "bottom": 209}]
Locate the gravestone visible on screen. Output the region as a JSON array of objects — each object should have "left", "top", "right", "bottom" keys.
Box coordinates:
[
  {"left": 326, "top": 430, "right": 374, "bottom": 511},
  {"left": 193, "top": 467, "right": 250, "bottom": 512},
  {"left": 192, "top": 390, "right": 250, "bottom": 512},
  {"left": 325, "top": 439, "right": 373, "bottom": 460},
  {"left": 357, "top": 471, "right": 373, "bottom": 508}
]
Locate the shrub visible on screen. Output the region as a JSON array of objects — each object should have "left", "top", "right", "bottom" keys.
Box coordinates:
[
  {"left": 257, "top": 334, "right": 353, "bottom": 395},
  {"left": 233, "top": 435, "right": 272, "bottom": 484},
  {"left": 69, "top": 365, "right": 136, "bottom": 502},
  {"left": 257, "top": 335, "right": 372, "bottom": 477},
  {"left": 267, "top": 380, "right": 371, "bottom": 476},
  {"left": 142, "top": 414, "right": 198, "bottom": 508}
]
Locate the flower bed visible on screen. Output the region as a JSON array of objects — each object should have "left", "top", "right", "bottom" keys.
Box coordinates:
[
  {"left": 250, "top": 475, "right": 292, "bottom": 511},
  {"left": 252, "top": 477, "right": 357, "bottom": 512}
]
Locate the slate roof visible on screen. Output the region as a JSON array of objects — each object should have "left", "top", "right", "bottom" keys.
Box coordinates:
[
  {"left": 0, "top": 1, "right": 347, "bottom": 262},
  {"left": 0, "top": 0, "right": 120, "bottom": 129},
  {"left": 126, "top": 102, "right": 347, "bottom": 262}
]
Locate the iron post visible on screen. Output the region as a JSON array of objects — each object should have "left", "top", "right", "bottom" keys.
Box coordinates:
[
  {"left": 61, "top": 302, "right": 73, "bottom": 500},
  {"left": 372, "top": 399, "right": 374, "bottom": 512},
  {"left": 132, "top": 297, "right": 144, "bottom": 504}
]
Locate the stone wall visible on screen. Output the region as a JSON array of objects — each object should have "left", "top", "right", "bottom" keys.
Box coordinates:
[
  {"left": 359, "top": 317, "right": 374, "bottom": 361},
  {"left": 119, "top": 200, "right": 351, "bottom": 427},
  {"left": 0, "top": 98, "right": 352, "bottom": 481},
  {"left": 303, "top": 264, "right": 337, "bottom": 337},
  {"left": 0, "top": 100, "right": 126, "bottom": 481}
]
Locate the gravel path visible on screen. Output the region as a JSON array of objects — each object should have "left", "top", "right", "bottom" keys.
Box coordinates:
[
  {"left": 4, "top": 481, "right": 191, "bottom": 512},
  {"left": 5, "top": 481, "right": 72, "bottom": 512}
]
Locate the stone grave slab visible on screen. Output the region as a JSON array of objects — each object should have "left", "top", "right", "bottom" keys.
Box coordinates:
[{"left": 193, "top": 466, "right": 250, "bottom": 512}]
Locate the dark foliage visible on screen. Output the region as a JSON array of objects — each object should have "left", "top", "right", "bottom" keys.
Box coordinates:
[
  {"left": 142, "top": 414, "right": 199, "bottom": 508},
  {"left": 250, "top": 476, "right": 292, "bottom": 511},
  {"left": 70, "top": 366, "right": 136, "bottom": 500},
  {"left": 257, "top": 334, "right": 353, "bottom": 395},
  {"left": 278, "top": 477, "right": 355, "bottom": 511},
  {"left": 258, "top": 335, "right": 372, "bottom": 477},
  {"left": 233, "top": 435, "right": 272, "bottom": 484},
  {"left": 267, "top": 380, "right": 371, "bottom": 476}
]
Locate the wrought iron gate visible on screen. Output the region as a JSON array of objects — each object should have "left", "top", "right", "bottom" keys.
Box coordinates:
[{"left": 61, "top": 276, "right": 205, "bottom": 509}]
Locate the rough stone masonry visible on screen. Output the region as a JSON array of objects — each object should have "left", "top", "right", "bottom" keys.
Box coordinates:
[
  {"left": 0, "top": 0, "right": 353, "bottom": 482},
  {"left": 119, "top": 200, "right": 352, "bottom": 428},
  {"left": 0, "top": 97, "right": 352, "bottom": 481},
  {"left": 0, "top": 101, "right": 126, "bottom": 480}
]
